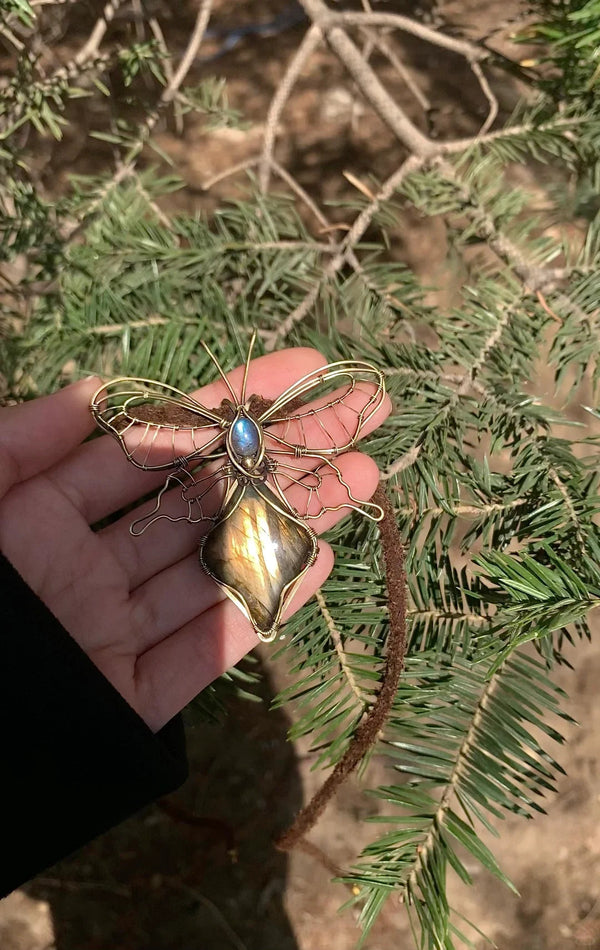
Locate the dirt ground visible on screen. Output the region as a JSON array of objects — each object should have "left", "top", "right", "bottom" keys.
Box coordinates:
[
  {"left": 2, "top": 1, "right": 599, "bottom": 948},
  {"left": 2, "top": 634, "right": 599, "bottom": 950}
]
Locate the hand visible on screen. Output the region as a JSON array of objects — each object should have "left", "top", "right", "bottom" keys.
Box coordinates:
[{"left": 0, "top": 349, "right": 390, "bottom": 731}]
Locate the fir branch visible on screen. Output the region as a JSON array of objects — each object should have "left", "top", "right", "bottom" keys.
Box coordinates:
[
  {"left": 5, "top": 3, "right": 600, "bottom": 946},
  {"left": 384, "top": 296, "right": 519, "bottom": 480},
  {"left": 315, "top": 589, "right": 371, "bottom": 710},
  {"left": 63, "top": 0, "right": 214, "bottom": 241},
  {"left": 348, "top": 649, "right": 572, "bottom": 942},
  {"left": 265, "top": 155, "right": 423, "bottom": 349},
  {"left": 403, "top": 669, "right": 501, "bottom": 899}
]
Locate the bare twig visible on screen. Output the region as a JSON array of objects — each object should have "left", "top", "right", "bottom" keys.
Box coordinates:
[
  {"left": 363, "top": 28, "right": 431, "bottom": 114},
  {"left": 299, "top": 0, "right": 434, "bottom": 158},
  {"left": 295, "top": 838, "right": 346, "bottom": 878},
  {"left": 149, "top": 16, "right": 184, "bottom": 134},
  {"left": 0, "top": 23, "right": 25, "bottom": 52},
  {"left": 56, "top": 0, "right": 124, "bottom": 79},
  {"left": 317, "top": 10, "right": 487, "bottom": 64},
  {"left": 471, "top": 59, "right": 499, "bottom": 134},
  {"left": 271, "top": 159, "right": 332, "bottom": 231},
  {"left": 202, "top": 157, "right": 260, "bottom": 191},
  {"left": 259, "top": 24, "right": 323, "bottom": 192}
]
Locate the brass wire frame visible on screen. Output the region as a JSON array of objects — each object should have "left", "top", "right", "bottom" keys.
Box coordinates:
[{"left": 90, "top": 333, "right": 386, "bottom": 639}]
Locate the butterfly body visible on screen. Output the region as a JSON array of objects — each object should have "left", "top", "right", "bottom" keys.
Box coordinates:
[{"left": 90, "top": 335, "right": 385, "bottom": 641}]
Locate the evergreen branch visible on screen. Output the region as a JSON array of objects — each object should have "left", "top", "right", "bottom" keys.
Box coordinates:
[
  {"left": 276, "top": 484, "right": 407, "bottom": 850},
  {"left": 131, "top": 173, "right": 173, "bottom": 229},
  {"left": 548, "top": 467, "right": 588, "bottom": 555},
  {"left": 265, "top": 155, "right": 423, "bottom": 348},
  {"left": 384, "top": 297, "right": 518, "bottom": 480},
  {"left": 63, "top": 0, "right": 214, "bottom": 241},
  {"left": 396, "top": 498, "right": 527, "bottom": 519},
  {"left": 433, "top": 157, "right": 561, "bottom": 292},
  {"left": 5, "top": 4, "right": 600, "bottom": 946},
  {"left": 315, "top": 589, "right": 371, "bottom": 709},
  {"left": 403, "top": 668, "right": 501, "bottom": 899},
  {"left": 439, "top": 115, "right": 583, "bottom": 155},
  {"left": 349, "top": 650, "right": 571, "bottom": 942},
  {"left": 475, "top": 549, "right": 600, "bottom": 641}
]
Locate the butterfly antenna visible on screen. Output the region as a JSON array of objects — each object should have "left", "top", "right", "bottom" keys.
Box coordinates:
[
  {"left": 241, "top": 330, "right": 257, "bottom": 404},
  {"left": 202, "top": 341, "right": 238, "bottom": 403}
]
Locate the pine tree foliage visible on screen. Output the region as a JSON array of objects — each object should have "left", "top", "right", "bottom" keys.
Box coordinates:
[{"left": 2, "top": 0, "right": 600, "bottom": 946}]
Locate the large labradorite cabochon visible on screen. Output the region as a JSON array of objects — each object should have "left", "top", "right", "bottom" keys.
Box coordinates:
[{"left": 200, "top": 482, "right": 317, "bottom": 638}]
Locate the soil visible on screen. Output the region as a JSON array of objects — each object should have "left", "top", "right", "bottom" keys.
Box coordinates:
[{"left": 2, "top": 2, "right": 599, "bottom": 949}]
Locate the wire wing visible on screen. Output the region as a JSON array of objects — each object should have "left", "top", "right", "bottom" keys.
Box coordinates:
[
  {"left": 91, "top": 377, "right": 226, "bottom": 471},
  {"left": 130, "top": 467, "right": 232, "bottom": 534},
  {"left": 259, "top": 361, "right": 385, "bottom": 456},
  {"left": 268, "top": 456, "right": 383, "bottom": 522}
]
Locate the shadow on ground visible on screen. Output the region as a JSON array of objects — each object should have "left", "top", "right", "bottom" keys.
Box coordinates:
[{"left": 25, "top": 662, "right": 302, "bottom": 950}]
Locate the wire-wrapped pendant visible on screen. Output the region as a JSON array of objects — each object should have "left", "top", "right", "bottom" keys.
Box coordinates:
[{"left": 90, "top": 334, "right": 385, "bottom": 641}]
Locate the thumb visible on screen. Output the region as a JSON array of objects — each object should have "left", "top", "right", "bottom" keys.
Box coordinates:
[{"left": 0, "top": 377, "right": 101, "bottom": 499}]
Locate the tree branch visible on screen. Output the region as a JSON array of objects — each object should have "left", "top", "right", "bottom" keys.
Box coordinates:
[
  {"left": 299, "top": 0, "right": 434, "bottom": 158},
  {"left": 259, "top": 24, "right": 323, "bottom": 193}
]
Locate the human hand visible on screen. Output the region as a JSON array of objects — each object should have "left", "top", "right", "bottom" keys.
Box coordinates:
[{"left": 0, "top": 349, "right": 390, "bottom": 732}]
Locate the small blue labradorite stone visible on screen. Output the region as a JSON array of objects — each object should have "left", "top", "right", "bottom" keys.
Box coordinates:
[{"left": 231, "top": 416, "right": 260, "bottom": 458}]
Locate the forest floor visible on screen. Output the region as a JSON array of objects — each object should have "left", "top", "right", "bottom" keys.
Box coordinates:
[{"left": 1, "top": 1, "right": 600, "bottom": 948}]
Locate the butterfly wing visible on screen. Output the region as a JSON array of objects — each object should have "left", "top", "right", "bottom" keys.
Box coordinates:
[
  {"left": 258, "top": 361, "right": 386, "bottom": 521},
  {"left": 91, "top": 377, "right": 226, "bottom": 471},
  {"left": 259, "top": 361, "right": 385, "bottom": 456},
  {"left": 130, "top": 467, "right": 233, "bottom": 534}
]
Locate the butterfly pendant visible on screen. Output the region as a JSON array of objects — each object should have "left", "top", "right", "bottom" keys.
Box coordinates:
[{"left": 90, "top": 334, "right": 386, "bottom": 642}]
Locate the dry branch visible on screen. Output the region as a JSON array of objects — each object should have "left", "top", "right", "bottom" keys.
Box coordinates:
[{"left": 276, "top": 484, "right": 407, "bottom": 851}]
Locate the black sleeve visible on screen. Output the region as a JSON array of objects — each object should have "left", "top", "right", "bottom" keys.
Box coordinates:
[{"left": 0, "top": 553, "right": 189, "bottom": 897}]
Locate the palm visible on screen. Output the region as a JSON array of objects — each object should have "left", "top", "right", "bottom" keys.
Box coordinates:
[{"left": 0, "top": 349, "right": 389, "bottom": 731}]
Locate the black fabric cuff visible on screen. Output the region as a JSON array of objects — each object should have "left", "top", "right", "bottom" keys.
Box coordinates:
[{"left": 0, "top": 553, "right": 189, "bottom": 896}]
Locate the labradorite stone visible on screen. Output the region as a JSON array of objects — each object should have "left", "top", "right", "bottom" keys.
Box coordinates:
[
  {"left": 201, "top": 483, "right": 315, "bottom": 635},
  {"left": 231, "top": 416, "right": 260, "bottom": 458}
]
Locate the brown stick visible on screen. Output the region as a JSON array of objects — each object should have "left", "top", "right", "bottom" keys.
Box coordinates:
[{"left": 276, "top": 483, "right": 407, "bottom": 851}]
